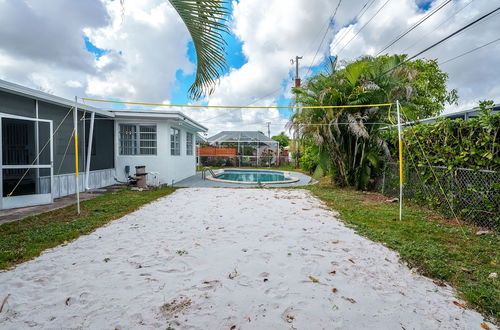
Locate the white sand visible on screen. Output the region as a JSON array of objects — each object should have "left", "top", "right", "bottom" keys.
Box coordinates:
[{"left": 0, "top": 188, "right": 495, "bottom": 330}]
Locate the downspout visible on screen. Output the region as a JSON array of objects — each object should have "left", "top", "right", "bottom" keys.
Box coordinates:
[{"left": 85, "top": 111, "right": 95, "bottom": 191}]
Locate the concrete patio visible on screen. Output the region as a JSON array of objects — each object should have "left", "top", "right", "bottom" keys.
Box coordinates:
[{"left": 174, "top": 170, "right": 315, "bottom": 188}]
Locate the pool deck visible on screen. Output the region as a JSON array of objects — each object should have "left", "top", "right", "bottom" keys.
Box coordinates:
[{"left": 174, "top": 170, "right": 315, "bottom": 188}]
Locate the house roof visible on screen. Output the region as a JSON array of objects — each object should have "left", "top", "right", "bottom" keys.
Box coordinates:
[
  {"left": 110, "top": 109, "right": 208, "bottom": 132},
  {"left": 0, "top": 79, "right": 113, "bottom": 117},
  {"left": 207, "top": 131, "right": 276, "bottom": 143},
  {"left": 416, "top": 104, "right": 500, "bottom": 124}
]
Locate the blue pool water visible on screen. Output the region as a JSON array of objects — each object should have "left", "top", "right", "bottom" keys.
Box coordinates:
[{"left": 215, "top": 170, "right": 289, "bottom": 182}]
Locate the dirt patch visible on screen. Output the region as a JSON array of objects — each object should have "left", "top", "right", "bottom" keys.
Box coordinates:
[{"left": 361, "top": 192, "right": 388, "bottom": 205}]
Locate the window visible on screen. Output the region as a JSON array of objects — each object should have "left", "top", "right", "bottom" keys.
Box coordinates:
[
  {"left": 119, "top": 124, "right": 157, "bottom": 155},
  {"left": 139, "top": 125, "right": 157, "bottom": 155},
  {"left": 171, "top": 128, "right": 180, "bottom": 155},
  {"left": 186, "top": 132, "right": 193, "bottom": 155}
]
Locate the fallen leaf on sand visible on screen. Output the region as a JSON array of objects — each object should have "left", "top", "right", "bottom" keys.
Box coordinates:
[
  {"left": 348, "top": 259, "right": 355, "bottom": 264},
  {"left": 480, "top": 322, "right": 491, "bottom": 330},
  {"left": 160, "top": 297, "right": 192, "bottom": 319},
  {"left": 228, "top": 269, "right": 239, "bottom": 280},
  {"left": 341, "top": 296, "right": 356, "bottom": 304},
  {"left": 433, "top": 280, "right": 446, "bottom": 287},
  {"left": 309, "top": 276, "right": 319, "bottom": 283},
  {"left": 453, "top": 301, "right": 466, "bottom": 308},
  {"left": 331, "top": 288, "right": 338, "bottom": 293},
  {"left": 0, "top": 293, "right": 11, "bottom": 313}
]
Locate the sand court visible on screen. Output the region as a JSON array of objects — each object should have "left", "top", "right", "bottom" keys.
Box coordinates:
[{"left": 0, "top": 188, "right": 493, "bottom": 329}]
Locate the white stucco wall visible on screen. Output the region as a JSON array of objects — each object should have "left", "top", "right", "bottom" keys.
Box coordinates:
[{"left": 114, "top": 118, "right": 197, "bottom": 186}]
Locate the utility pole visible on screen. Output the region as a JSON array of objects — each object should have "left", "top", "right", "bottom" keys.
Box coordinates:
[
  {"left": 290, "top": 56, "right": 303, "bottom": 87},
  {"left": 267, "top": 122, "right": 271, "bottom": 137}
]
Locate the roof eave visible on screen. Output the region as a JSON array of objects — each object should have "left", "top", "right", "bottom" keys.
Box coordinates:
[
  {"left": 0, "top": 79, "right": 114, "bottom": 117},
  {"left": 111, "top": 110, "right": 208, "bottom": 132}
]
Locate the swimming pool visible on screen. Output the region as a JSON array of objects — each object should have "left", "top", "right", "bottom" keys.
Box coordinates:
[{"left": 208, "top": 169, "right": 299, "bottom": 184}]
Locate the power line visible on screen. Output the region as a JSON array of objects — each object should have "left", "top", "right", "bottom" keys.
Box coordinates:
[
  {"left": 377, "top": 5, "right": 500, "bottom": 77},
  {"left": 242, "top": 0, "right": 344, "bottom": 108},
  {"left": 304, "top": 0, "right": 343, "bottom": 77},
  {"left": 439, "top": 37, "right": 500, "bottom": 65},
  {"left": 243, "top": 1, "right": 344, "bottom": 107},
  {"left": 330, "top": 0, "right": 376, "bottom": 54},
  {"left": 336, "top": 0, "right": 393, "bottom": 57},
  {"left": 401, "top": 0, "right": 474, "bottom": 54},
  {"left": 375, "top": 0, "right": 452, "bottom": 56}
]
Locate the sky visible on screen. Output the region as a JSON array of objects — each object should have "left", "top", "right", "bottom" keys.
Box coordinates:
[{"left": 0, "top": 0, "right": 499, "bottom": 137}]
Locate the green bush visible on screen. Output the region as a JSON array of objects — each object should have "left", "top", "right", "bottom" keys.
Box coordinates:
[{"left": 300, "top": 145, "right": 320, "bottom": 173}]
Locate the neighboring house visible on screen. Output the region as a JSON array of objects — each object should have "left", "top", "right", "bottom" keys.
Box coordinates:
[
  {"left": 416, "top": 104, "right": 499, "bottom": 124},
  {"left": 0, "top": 79, "right": 206, "bottom": 210},
  {"left": 201, "top": 131, "right": 281, "bottom": 166}
]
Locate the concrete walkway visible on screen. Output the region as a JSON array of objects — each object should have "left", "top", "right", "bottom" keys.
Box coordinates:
[
  {"left": 0, "top": 188, "right": 493, "bottom": 329},
  {"left": 0, "top": 185, "right": 124, "bottom": 225},
  {"left": 174, "top": 170, "right": 315, "bottom": 188}
]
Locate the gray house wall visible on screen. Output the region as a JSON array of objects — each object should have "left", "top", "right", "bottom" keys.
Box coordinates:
[
  {"left": 38, "top": 100, "right": 85, "bottom": 175},
  {"left": 84, "top": 114, "right": 114, "bottom": 171},
  {"left": 0, "top": 89, "right": 116, "bottom": 203},
  {"left": 0, "top": 90, "right": 36, "bottom": 118}
]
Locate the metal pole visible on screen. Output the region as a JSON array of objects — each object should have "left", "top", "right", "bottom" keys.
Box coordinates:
[
  {"left": 85, "top": 111, "right": 95, "bottom": 190},
  {"left": 396, "top": 100, "right": 403, "bottom": 221},
  {"left": 277, "top": 141, "right": 280, "bottom": 167},
  {"left": 267, "top": 122, "right": 271, "bottom": 137},
  {"left": 74, "top": 97, "right": 80, "bottom": 214},
  {"left": 35, "top": 100, "right": 40, "bottom": 194}
]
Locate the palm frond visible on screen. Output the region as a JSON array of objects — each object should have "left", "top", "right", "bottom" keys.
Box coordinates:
[{"left": 168, "top": 0, "right": 230, "bottom": 99}]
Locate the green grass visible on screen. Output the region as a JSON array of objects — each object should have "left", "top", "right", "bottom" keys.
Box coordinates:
[
  {"left": 0, "top": 186, "right": 176, "bottom": 270},
  {"left": 305, "top": 178, "right": 499, "bottom": 321}
]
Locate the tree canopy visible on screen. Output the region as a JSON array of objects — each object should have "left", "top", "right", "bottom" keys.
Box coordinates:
[
  {"left": 290, "top": 54, "right": 458, "bottom": 189},
  {"left": 272, "top": 132, "right": 290, "bottom": 147}
]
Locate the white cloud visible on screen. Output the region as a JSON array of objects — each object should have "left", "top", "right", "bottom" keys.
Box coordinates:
[
  {"left": 192, "top": 0, "right": 343, "bottom": 136},
  {"left": 0, "top": 0, "right": 498, "bottom": 137},
  {"left": 0, "top": 0, "right": 193, "bottom": 103}
]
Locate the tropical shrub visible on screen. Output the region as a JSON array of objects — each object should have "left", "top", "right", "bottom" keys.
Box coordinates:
[
  {"left": 290, "top": 54, "right": 457, "bottom": 189},
  {"left": 385, "top": 104, "right": 500, "bottom": 171},
  {"left": 383, "top": 104, "right": 500, "bottom": 228}
]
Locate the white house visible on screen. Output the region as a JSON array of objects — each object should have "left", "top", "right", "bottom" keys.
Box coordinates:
[
  {"left": 111, "top": 109, "right": 207, "bottom": 186},
  {"left": 0, "top": 79, "right": 207, "bottom": 210}
]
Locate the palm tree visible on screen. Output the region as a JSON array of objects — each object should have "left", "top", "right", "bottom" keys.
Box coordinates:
[
  {"left": 122, "top": 0, "right": 230, "bottom": 99},
  {"left": 289, "top": 55, "right": 455, "bottom": 189},
  {"left": 168, "top": 0, "right": 230, "bottom": 99}
]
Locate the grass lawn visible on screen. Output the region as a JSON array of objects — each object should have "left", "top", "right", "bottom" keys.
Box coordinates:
[
  {"left": 306, "top": 178, "right": 499, "bottom": 321},
  {"left": 0, "top": 187, "right": 176, "bottom": 271}
]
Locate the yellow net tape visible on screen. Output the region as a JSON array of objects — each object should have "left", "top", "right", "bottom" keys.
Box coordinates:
[{"left": 80, "top": 97, "right": 393, "bottom": 109}]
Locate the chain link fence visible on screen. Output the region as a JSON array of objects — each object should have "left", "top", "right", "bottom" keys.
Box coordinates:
[{"left": 379, "top": 163, "right": 499, "bottom": 230}]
